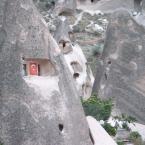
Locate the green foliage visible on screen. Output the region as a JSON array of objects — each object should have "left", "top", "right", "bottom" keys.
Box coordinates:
[
  {"left": 103, "top": 122, "right": 117, "bottom": 136},
  {"left": 129, "top": 131, "right": 145, "bottom": 145},
  {"left": 117, "top": 141, "right": 125, "bottom": 145},
  {"left": 122, "top": 122, "right": 130, "bottom": 131},
  {"left": 129, "top": 131, "right": 141, "bottom": 141},
  {"left": 0, "top": 141, "right": 3, "bottom": 145},
  {"left": 82, "top": 95, "right": 113, "bottom": 121},
  {"left": 121, "top": 114, "right": 137, "bottom": 123}
]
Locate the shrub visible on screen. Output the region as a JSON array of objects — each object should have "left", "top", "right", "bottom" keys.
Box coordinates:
[
  {"left": 129, "top": 131, "right": 145, "bottom": 145},
  {"left": 82, "top": 95, "right": 113, "bottom": 121},
  {"left": 121, "top": 114, "right": 137, "bottom": 123},
  {"left": 103, "top": 122, "right": 117, "bottom": 136},
  {"left": 122, "top": 122, "right": 130, "bottom": 131},
  {"left": 129, "top": 131, "right": 141, "bottom": 141},
  {"left": 117, "top": 141, "right": 125, "bottom": 145}
]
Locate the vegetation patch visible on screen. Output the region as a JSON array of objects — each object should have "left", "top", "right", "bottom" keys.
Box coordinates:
[
  {"left": 117, "top": 141, "right": 125, "bottom": 145},
  {"left": 128, "top": 131, "right": 145, "bottom": 145},
  {"left": 82, "top": 95, "right": 113, "bottom": 121},
  {"left": 102, "top": 122, "right": 117, "bottom": 136}
]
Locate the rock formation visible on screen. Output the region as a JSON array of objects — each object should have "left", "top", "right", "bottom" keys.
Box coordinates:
[
  {"left": 34, "top": 0, "right": 95, "bottom": 100},
  {"left": 0, "top": 0, "right": 93, "bottom": 145},
  {"left": 94, "top": 9, "right": 145, "bottom": 123},
  {"left": 77, "top": 0, "right": 134, "bottom": 13},
  {"left": 2, "top": 0, "right": 145, "bottom": 144},
  {"left": 54, "top": 0, "right": 76, "bottom": 16},
  {"left": 54, "top": 18, "right": 94, "bottom": 99}
]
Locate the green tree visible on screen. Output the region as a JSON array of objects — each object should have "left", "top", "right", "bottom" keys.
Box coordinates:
[
  {"left": 82, "top": 95, "right": 113, "bottom": 121},
  {"left": 117, "top": 141, "right": 125, "bottom": 145}
]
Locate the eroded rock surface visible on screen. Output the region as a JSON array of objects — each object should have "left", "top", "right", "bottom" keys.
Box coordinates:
[
  {"left": 0, "top": 0, "right": 93, "bottom": 145},
  {"left": 54, "top": 17, "right": 94, "bottom": 99},
  {"left": 94, "top": 10, "right": 145, "bottom": 123},
  {"left": 54, "top": 0, "right": 76, "bottom": 16}
]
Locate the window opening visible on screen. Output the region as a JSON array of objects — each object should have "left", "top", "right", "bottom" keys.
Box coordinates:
[{"left": 58, "top": 124, "right": 64, "bottom": 132}]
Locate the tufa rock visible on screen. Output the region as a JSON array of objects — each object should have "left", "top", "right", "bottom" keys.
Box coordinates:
[
  {"left": 54, "top": 17, "right": 94, "bottom": 99},
  {"left": 54, "top": 0, "right": 76, "bottom": 16},
  {"left": 93, "top": 9, "right": 145, "bottom": 124},
  {"left": 0, "top": 0, "right": 93, "bottom": 145}
]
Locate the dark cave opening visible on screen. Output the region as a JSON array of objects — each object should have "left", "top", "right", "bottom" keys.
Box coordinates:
[
  {"left": 58, "top": 124, "right": 64, "bottom": 132},
  {"left": 73, "top": 73, "right": 80, "bottom": 79},
  {"left": 107, "top": 60, "right": 112, "bottom": 65},
  {"left": 63, "top": 42, "right": 66, "bottom": 48},
  {"left": 104, "top": 73, "right": 108, "bottom": 80}
]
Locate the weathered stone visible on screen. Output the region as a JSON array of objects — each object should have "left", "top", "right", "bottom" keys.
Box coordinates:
[
  {"left": 54, "top": 18, "right": 72, "bottom": 43},
  {"left": 33, "top": 0, "right": 57, "bottom": 11},
  {"left": 134, "top": 0, "right": 142, "bottom": 12},
  {"left": 0, "top": 0, "right": 93, "bottom": 145},
  {"left": 54, "top": 0, "right": 76, "bottom": 16},
  {"left": 77, "top": 0, "right": 134, "bottom": 13},
  {"left": 93, "top": 10, "right": 145, "bottom": 124},
  {"left": 142, "top": 0, "right": 145, "bottom": 12},
  {"left": 53, "top": 17, "right": 94, "bottom": 99}
]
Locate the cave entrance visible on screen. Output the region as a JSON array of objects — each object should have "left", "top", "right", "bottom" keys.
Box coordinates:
[
  {"left": 58, "top": 124, "right": 64, "bottom": 132},
  {"left": 73, "top": 73, "right": 80, "bottom": 79}
]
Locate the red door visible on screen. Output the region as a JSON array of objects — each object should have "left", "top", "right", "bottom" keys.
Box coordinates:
[{"left": 29, "top": 63, "right": 38, "bottom": 75}]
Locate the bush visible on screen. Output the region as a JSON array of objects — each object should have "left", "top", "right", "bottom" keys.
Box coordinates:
[
  {"left": 121, "top": 114, "right": 137, "bottom": 123},
  {"left": 103, "top": 122, "right": 117, "bottom": 136},
  {"left": 129, "top": 131, "right": 145, "bottom": 145},
  {"left": 122, "top": 122, "right": 130, "bottom": 131},
  {"left": 82, "top": 95, "right": 113, "bottom": 121},
  {"left": 129, "top": 131, "right": 141, "bottom": 141},
  {"left": 129, "top": 131, "right": 141, "bottom": 139},
  {"left": 117, "top": 141, "right": 125, "bottom": 145}
]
